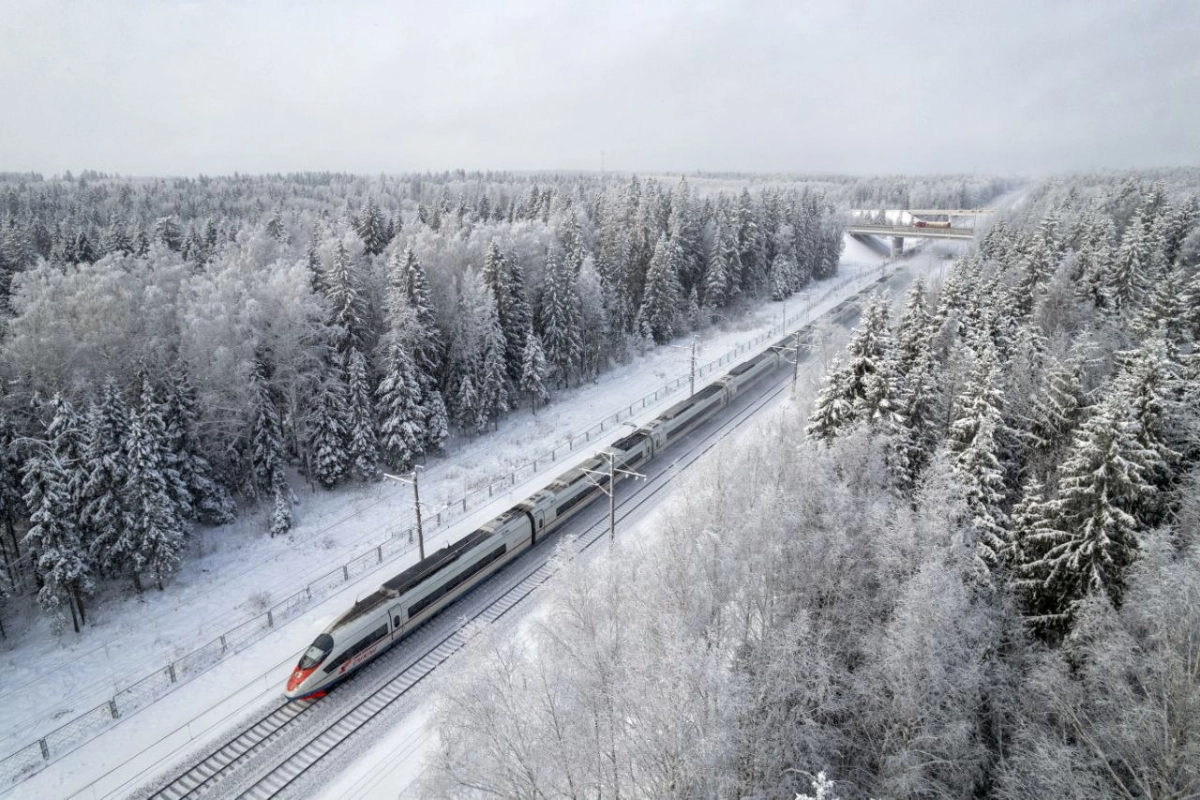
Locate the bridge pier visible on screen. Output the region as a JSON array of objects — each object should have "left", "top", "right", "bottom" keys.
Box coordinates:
[{"left": 891, "top": 236, "right": 905, "bottom": 257}]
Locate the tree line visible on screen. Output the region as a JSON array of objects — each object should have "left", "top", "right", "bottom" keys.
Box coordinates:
[
  {"left": 0, "top": 170, "right": 867, "bottom": 633},
  {"left": 418, "top": 171, "right": 1200, "bottom": 798}
]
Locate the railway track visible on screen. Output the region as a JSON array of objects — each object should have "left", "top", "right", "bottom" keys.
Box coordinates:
[
  {"left": 144, "top": 268, "right": 903, "bottom": 800},
  {"left": 144, "top": 363, "right": 790, "bottom": 800}
]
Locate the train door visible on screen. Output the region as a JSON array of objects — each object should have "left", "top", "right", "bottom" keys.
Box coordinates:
[
  {"left": 530, "top": 509, "right": 545, "bottom": 545},
  {"left": 389, "top": 604, "right": 405, "bottom": 636}
]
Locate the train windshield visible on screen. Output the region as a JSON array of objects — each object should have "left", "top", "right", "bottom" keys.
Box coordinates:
[{"left": 298, "top": 633, "right": 334, "bottom": 670}]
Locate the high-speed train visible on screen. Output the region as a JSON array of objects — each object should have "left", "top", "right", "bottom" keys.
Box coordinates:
[{"left": 285, "top": 324, "right": 813, "bottom": 700}]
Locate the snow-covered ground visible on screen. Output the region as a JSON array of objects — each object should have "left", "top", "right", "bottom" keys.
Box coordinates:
[{"left": 3, "top": 233, "right": 958, "bottom": 799}]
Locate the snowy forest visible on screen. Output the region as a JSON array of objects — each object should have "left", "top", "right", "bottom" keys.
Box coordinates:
[
  {"left": 416, "top": 172, "right": 1200, "bottom": 799},
  {"left": 0, "top": 171, "right": 863, "bottom": 634}
]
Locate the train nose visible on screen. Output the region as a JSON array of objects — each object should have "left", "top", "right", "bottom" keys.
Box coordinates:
[{"left": 286, "top": 667, "right": 315, "bottom": 695}]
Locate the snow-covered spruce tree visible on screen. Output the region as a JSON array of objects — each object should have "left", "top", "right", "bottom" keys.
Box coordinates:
[
  {"left": 79, "top": 378, "right": 131, "bottom": 578},
  {"left": 808, "top": 293, "right": 899, "bottom": 441},
  {"left": 22, "top": 444, "right": 91, "bottom": 632},
  {"left": 308, "top": 362, "right": 351, "bottom": 488},
  {"left": 163, "top": 369, "right": 235, "bottom": 525},
  {"left": 947, "top": 338, "right": 1007, "bottom": 459},
  {"left": 702, "top": 214, "right": 734, "bottom": 312},
  {"left": 248, "top": 356, "right": 286, "bottom": 497},
  {"left": 400, "top": 245, "right": 444, "bottom": 393},
  {"left": 1118, "top": 335, "right": 1180, "bottom": 526},
  {"left": 636, "top": 236, "right": 682, "bottom": 345},
  {"left": 423, "top": 389, "right": 450, "bottom": 454},
  {"left": 893, "top": 278, "right": 932, "bottom": 378},
  {"left": 887, "top": 346, "right": 943, "bottom": 496},
  {"left": 354, "top": 196, "right": 391, "bottom": 257},
  {"left": 769, "top": 252, "right": 794, "bottom": 301},
  {"left": 1106, "top": 208, "right": 1154, "bottom": 310},
  {"left": 1133, "top": 266, "right": 1187, "bottom": 345},
  {"left": 344, "top": 347, "right": 380, "bottom": 482},
  {"left": 538, "top": 248, "right": 582, "bottom": 387},
  {"left": 0, "top": 404, "right": 24, "bottom": 594},
  {"left": 1019, "top": 384, "right": 1155, "bottom": 636},
  {"left": 453, "top": 373, "right": 479, "bottom": 435},
  {"left": 476, "top": 311, "right": 510, "bottom": 433},
  {"left": 1024, "top": 356, "right": 1084, "bottom": 474},
  {"left": 520, "top": 328, "right": 549, "bottom": 414},
  {"left": 502, "top": 247, "right": 533, "bottom": 384},
  {"left": 953, "top": 413, "right": 1011, "bottom": 585},
  {"left": 482, "top": 241, "right": 530, "bottom": 385},
  {"left": 124, "top": 377, "right": 187, "bottom": 592},
  {"left": 806, "top": 358, "right": 855, "bottom": 441},
  {"left": 375, "top": 337, "right": 425, "bottom": 471},
  {"left": 324, "top": 238, "right": 368, "bottom": 356}
]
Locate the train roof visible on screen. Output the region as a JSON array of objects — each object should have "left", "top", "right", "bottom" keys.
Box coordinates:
[
  {"left": 382, "top": 528, "right": 493, "bottom": 598},
  {"left": 610, "top": 429, "right": 648, "bottom": 452},
  {"left": 332, "top": 527, "right": 497, "bottom": 631},
  {"left": 658, "top": 384, "right": 725, "bottom": 421},
  {"left": 727, "top": 351, "right": 773, "bottom": 376}
]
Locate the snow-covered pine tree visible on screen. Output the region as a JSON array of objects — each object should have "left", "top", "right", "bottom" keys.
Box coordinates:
[
  {"left": 22, "top": 444, "right": 91, "bottom": 632},
  {"left": 80, "top": 379, "right": 132, "bottom": 577},
  {"left": 376, "top": 337, "right": 425, "bottom": 471},
  {"left": 806, "top": 358, "right": 855, "bottom": 440},
  {"left": 124, "top": 377, "right": 187, "bottom": 591},
  {"left": 1023, "top": 385, "right": 1156, "bottom": 634},
  {"left": 736, "top": 189, "right": 765, "bottom": 293},
  {"left": 702, "top": 220, "right": 731, "bottom": 312},
  {"left": 1024, "top": 357, "right": 1084, "bottom": 469},
  {"left": 0, "top": 403, "right": 23, "bottom": 594},
  {"left": 893, "top": 278, "right": 931, "bottom": 378},
  {"left": 1118, "top": 335, "right": 1179, "bottom": 526},
  {"left": 887, "top": 346, "right": 942, "bottom": 495},
  {"left": 163, "top": 370, "right": 235, "bottom": 525},
  {"left": 502, "top": 248, "right": 533, "bottom": 383},
  {"left": 269, "top": 474, "right": 293, "bottom": 538},
  {"left": 768, "top": 252, "right": 794, "bottom": 301},
  {"left": 306, "top": 233, "right": 327, "bottom": 296},
  {"left": 248, "top": 357, "right": 286, "bottom": 500},
  {"left": 845, "top": 294, "right": 900, "bottom": 427},
  {"left": 539, "top": 248, "right": 582, "bottom": 387},
  {"left": 559, "top": 212, "right": 586, "bottom": 276},
  {"left": 477, "top": 311, "right": 510, "bottom": 433},
  {"left": 953, "top": 413, "right": 1010, "bottom": 585},
  {"left": 423, "top": 389, "right": 450, "bottom": 453},
  {"left": 345, "top": 347, "right": 380, "bottom": 482},
  {"left": 636, "top": 237, "right": 681, "bottom": 344},
  {"left": 520, "top": 328, "right": 550, "bottom": 413},
  {"left": 325, "top": 238, "right": 367, "bottom": 356},
  {"left": 394, "top": 248, "right": 443, "bottom": 400},
  {"left": 309, "top": 363, "right": 351, "bottom": 488},
  {"left": 355, "top": 197, "right": 391, "bottom": 257},
  {"left": 454, "top": 373, "right": 479, "bottom": 435},
  {"left": 1106, "top": 208, "right": 1153, "bottom": 310},
  {"left": 947, "top": 338, "right": 1007, "bottom": 459}
]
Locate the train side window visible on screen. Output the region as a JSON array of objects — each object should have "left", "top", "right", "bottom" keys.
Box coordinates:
[{"left": 393, "top": 615, "right": 401, "bottom": 628}]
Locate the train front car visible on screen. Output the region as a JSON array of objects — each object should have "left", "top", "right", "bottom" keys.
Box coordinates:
[{"left": 286, "top": 631, "right": 336, "bottom": 699}]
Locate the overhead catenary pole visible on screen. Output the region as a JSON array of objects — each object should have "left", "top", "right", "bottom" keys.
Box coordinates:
[
  {"left": 383, "top": 468, "right": 426, "bottom": 560},
  {"left": 668, "top": 335, "right": 699, "bottom": 397},
  {"left": 580, "top": 449, "right": 646, "bottom": 546},
  {"left": 792, "top": 329, "right": 801, "bottom": 394},
  {"left": 690, "top": 336, "right": 696, "bottom": 397}
]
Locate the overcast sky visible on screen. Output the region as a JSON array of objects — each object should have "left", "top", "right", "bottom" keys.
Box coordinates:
[{"left": 1, "top": 0, "right": 1197, "bottom": 177}]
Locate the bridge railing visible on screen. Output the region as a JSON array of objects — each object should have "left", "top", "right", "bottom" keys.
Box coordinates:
[{"left": 846, "top": 222, "right": 975, "bottom": 238}]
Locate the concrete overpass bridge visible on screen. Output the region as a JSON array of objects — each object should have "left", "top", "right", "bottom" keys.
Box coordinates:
[{"left": 847, "top": 209, "right": 992, "bottom": 256}]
